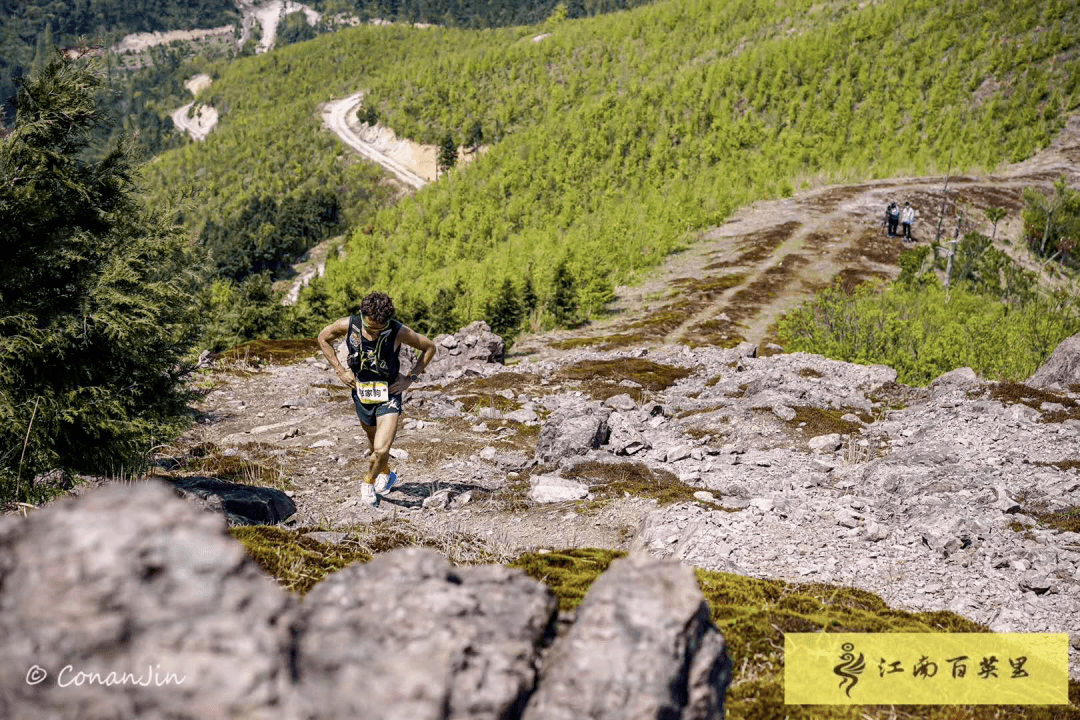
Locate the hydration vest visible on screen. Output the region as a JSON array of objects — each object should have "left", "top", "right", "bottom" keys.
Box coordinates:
[{"left": 345, "top": 316, "right": 402, "bottom": 382}]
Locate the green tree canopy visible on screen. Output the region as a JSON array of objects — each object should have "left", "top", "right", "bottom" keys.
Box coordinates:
[{"left": 0, "top": 57, "right": 202, "bottom": 503}]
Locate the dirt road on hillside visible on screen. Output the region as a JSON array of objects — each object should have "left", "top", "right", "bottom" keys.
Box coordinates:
[
  {"left": 514, "top": 113, "right": 1080, "bottom": 359},
  {"left": 321, "top": 94, "right": 429, "bottom": 189}
]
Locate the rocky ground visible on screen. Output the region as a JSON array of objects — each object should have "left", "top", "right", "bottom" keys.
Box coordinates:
[{"left": 172, "top": 318, "right": 1080, "bottom": 682}]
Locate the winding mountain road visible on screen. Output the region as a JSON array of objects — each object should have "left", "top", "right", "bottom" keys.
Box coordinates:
[{"left": 321, "top": 93, "right": 428, "bottom": 190}]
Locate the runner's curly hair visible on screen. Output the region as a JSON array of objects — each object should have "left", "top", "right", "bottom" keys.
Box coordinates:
[{"left": 360, "top": 292, "right": 396, "bottom": 323}]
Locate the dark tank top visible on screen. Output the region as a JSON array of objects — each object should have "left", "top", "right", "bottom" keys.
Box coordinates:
[{"left": 345, "top": 316, "right": 402, "bottom": 383}]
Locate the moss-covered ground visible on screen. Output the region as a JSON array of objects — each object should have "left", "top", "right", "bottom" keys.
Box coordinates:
[
  {"left": 557, "top": 358, "right": 694, "bottom": 400},
  {"left": 510, "top": 549, "right": 1080, "bottom": 720},
  {"left": 982, "top": 382, "right": 1080, "bottom": 424},
  {"left": 559, "top": 459, "right": 738, "bottom": 512}
]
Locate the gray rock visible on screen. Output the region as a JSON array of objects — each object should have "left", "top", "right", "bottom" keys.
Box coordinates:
[
  {"left": 529, "top": 474, "right": 589, "bottom": 503},
  {"left": 666, "top": 444, "right": 693, "bottom": 463},
  {"left": 423, "top": 489, "right": 454, "bottom": 510},
  {"left": 424, "top": 322, "right": 505, "bottom": 381},
  {"left": 930, "top": 367, "right": 978, "bottom": 392},
  {"left": 604, "top": 411, "right": 650, "bottom": 456},
  {"left": 536, "top": 406, "right": 612, "bottom": 463},
  {"left": 1027, "top": 332, "right": 1080, "bottom": 391},
  {"left": 296, "top": 548, "right": 557, "bottom": 720},
  {"left": 808, "top": 433, "right": 842, "bottom": 453},
  {"left": 694, "top": 491, "right": 717, "bottom": 503},
  {"left": 478, "top": 446, "right": 498, "bottom": 461},
  {"left": 733, "top": 341, "right": 757, "bottom": 358},
  {"left": 604, "top": 393, "right": 638, "bottom": 411},
  {"left": 0, "top": 481, "right": 294, "bottom": 719},
  {"left": 281, "top": 396, "right": 311, "bottom": 408},
  {"left": 506, "top": 408, "right": 539, "bottom": 423},
  {"left": 773, "top": 404, "right": 796, "bottom": 422},
  {"left": 522, "top": 552, "right": 732, "bottom": 720},
  {"left": 309, "top": 438, "right": 335, "bottom": 449},
  {"left": 170, "top": 476, "right": 296, "bottom": 525}
]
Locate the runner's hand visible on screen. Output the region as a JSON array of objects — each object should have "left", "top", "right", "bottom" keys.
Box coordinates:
[
  {"left": 389, "top": 374, "right": 412, "bottom": 394},
  {"left": 337, "top": 370, "right": 354, "bottom": 388}
]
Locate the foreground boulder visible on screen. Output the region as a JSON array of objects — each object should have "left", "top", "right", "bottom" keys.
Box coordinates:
[
  {"left": 293, "top": 547, "right": 557, "bottom": 720},
  {"left": 0, "top": 480, "right": 732, "bottom": 719},
  {"left": 523, "top": 553, "right": 732, "bottom": 720},
  {"left": 0, "top": 481, "right": 294, "bottom": 720},
  {"left": 1027, "top": 332, "right": 1080, "bottom": 391}
]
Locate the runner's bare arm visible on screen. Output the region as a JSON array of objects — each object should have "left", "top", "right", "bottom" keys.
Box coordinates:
[
  {"left": 390, "top": 324, "right": 437, "bottom": 394},
  {"left": 317, "top": 317, "right": 353, "bottom": 387}
]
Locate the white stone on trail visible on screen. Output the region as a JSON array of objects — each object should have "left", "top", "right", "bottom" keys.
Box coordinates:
[
  {"left": 309, "top": 439, "right": 335, "bottom": 449},
  {"left": 604, "top": 394, "right": 637, "bottom": 411},
  {"left": 478, "top": 446, "right": 497, "bottom": 461},
  {"left": 528, "top": 474, "right": 588, "bottom": 503},
  {"left": 506, "top": 408, "right": 538, "bottom": 423},
  {"left": 807, "top": 433, "right": 841, "bottom": 452},
  {"left": 772, "top": 404, "right": 796, "bottom": 421},
  {"left": 665, "top": 445, "right": 692, "bottom": 463},
  {"left": 693, "top": 491, "right": 716, "bottom": 503},
  {"left": 389, "top": 448, "right": 409, "bottom": 460}
]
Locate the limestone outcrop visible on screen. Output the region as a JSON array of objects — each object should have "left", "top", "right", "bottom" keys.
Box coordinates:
[{"left": 0, "top": 481, "right": 731, "bottom": 719}]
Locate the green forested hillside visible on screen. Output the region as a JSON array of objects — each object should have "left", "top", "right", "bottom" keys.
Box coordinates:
[
  {"left": 144, "top": 0, "right": 1080, "bottom": 333},
  {"left": 0, "top": 0, "right": 238, "bottom": 124}
]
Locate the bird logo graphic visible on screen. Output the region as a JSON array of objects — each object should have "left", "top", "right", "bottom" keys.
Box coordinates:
[{"left": 834, "top": 642, "right": 866, "bottom": 698}]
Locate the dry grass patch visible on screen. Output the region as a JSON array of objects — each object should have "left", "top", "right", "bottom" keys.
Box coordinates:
[
  {"left": 669, "top": 272, "right": 747, "bottom": 299},
  {"left": 549, "top": 333, "right": 646, "bottom": 351},
  {"left": 212, "top": 338, "right": 321, "bottom": 366},
  {"left": 705, "top": 222, "right": 801, "bottom": 270},
  {"left": 560, "top": 460, "right": 734, "bottom": 511},
  {"left": 835, "top": 267, "right": 889, "bottom": 293},
  {"left": 796, "top": 367, "right": 823, "bottom": 378},
  {"left": 788, "top": 406, "right": 869, "bottom": 438},
  {"left": 983, "top": 382, "right": 1080, "bottom": 423},
  {"left": 231, "top": 518, "right": 512, "bottom": 595},
  {"left": 167, "top": 441, "right": 294, "bottom": 491},
  {"left": 837, "top": 227, "right": 906, "bottom": 266},
  {"left": 685, "top": 314, "right": 746, "bottom": 349},
  {"left": 557, "top": 358, "right": 694, "bottom": 400},
  {"left": 229, "top": 525, "right": 372, "bottom": 595},
  {"left": 722, "top": 254, "right": 811, "bottom": 324},
  {"left": 675, "top": 404, "right": 729, "bottom": 419}
]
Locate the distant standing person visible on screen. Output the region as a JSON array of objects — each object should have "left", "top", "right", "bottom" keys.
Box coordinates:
[
  {"left": 886, "top": 201, "right": 900, "bottom": 236},
  {"left": 900, "top": 202, "right": 916, "bottom": 241},
  {"left": 317, "top": 292, "right": 437, "bottom": 507}
]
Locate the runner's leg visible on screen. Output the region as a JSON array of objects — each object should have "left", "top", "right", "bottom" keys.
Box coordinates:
[
  {"left": 360, "top": 421, "right": 377, "bottom": 481},
  {"left": 368, "top": 411, "right": 401, "bottom": 480}
]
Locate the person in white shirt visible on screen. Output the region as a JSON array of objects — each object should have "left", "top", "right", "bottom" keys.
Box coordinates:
[{"left": 900, "top": 202, "right": 917, "bottom": 241}]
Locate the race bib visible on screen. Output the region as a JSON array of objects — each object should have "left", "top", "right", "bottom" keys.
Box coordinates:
[{"left": 356, "top": 380, "right": 390, "bottom": 404}]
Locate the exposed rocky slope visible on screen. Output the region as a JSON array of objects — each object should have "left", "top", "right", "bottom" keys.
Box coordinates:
[{"left": 169, "top": 321, "right": 1080, "bottom": 684}]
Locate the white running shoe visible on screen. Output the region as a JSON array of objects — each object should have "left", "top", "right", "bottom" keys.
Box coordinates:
[
  {"left": 374, "top": 471, "right": 398, "bottom": 495},
  {"left": 360, "top": 481, "right": 377, "bottom": 506}
]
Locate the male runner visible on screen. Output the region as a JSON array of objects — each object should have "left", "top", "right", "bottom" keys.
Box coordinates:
[{"left": 317, "top": 292, "right": 437, "bottom": 506}]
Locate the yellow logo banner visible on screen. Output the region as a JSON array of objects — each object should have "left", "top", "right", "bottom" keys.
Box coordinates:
[{"left": 784, "top": 633, "right": 1069, "bottom": 705}]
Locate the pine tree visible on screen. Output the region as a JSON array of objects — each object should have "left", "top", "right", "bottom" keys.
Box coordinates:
[
  {"left": 464, "top": 120, "right": 483, "bottom": 153},
  {"left": 550, "top": 259, "right": 578, "bottom": 327},
  {"left": 488, "top": 277, "right": 522, "bottom": 338},
  {"left": 437, "top": 132, "right": 458, "bottom": 177},
  {"left": 0, "top": 57, "right": 202, "bottom": 503}
]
